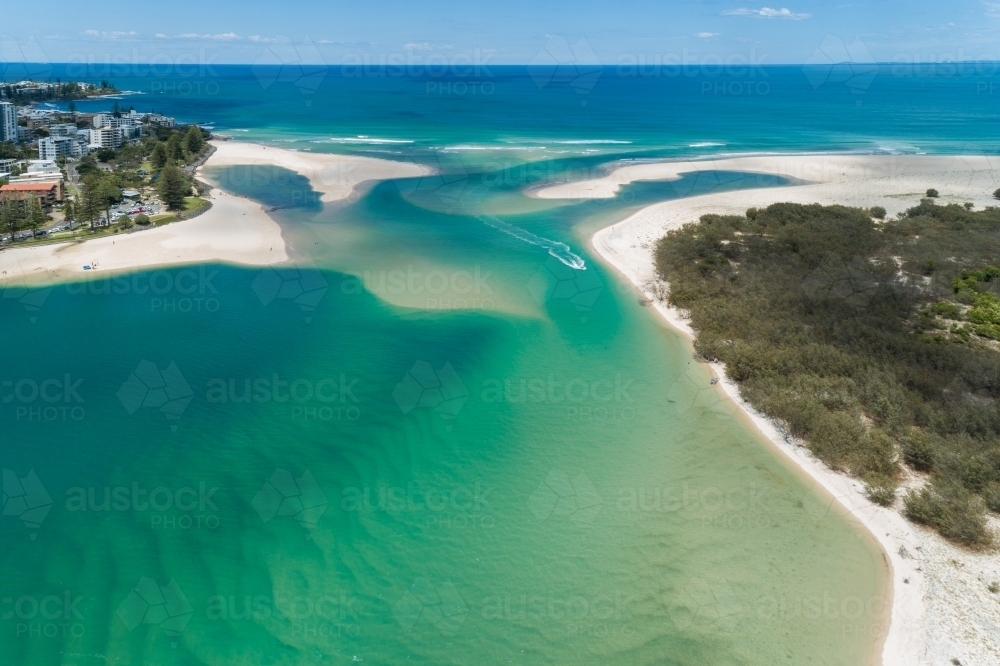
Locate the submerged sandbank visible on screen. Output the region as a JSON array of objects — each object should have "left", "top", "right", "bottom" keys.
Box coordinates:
[{"left": 581, "top": 153, "right": 1000, "bottom": 666}]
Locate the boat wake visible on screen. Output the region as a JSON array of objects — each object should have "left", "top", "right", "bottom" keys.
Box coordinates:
[{"left": 478, "top": 216, "right": 586, "bottom": 270}]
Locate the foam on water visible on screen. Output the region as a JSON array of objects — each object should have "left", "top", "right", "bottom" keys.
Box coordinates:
[{"left": 478, "top": 215, "right": 587, "bottom": 269}]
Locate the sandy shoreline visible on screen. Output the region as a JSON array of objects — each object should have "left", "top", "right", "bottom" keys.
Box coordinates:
[
  {"left": 577, "top": 153, "right": 1000, "bottom": 666},
  {"left": 203, "top": 139, "right": 432, "bottom": 203},
  {"left": 0, "top": 140, "right": 431, "bottom": 285}
]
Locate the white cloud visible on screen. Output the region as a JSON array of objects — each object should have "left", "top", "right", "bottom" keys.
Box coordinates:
[
  {"left": 722, "top": 7, "right": 811, "bottom": 20},
  {"left": 82, "top": 30, "right": 140, "bottom": 40},
  {"left": 696, "top": 32, "right": 721, "bottom": 38},
  {"left": 985, "top": 1, "right": 1000, "bottom": 18},
  {"left": 404, "top": 42, "right": 433, "bottom": 51},
  {"left": 174, "top": 32, "right": 241, "bottom": 41}
]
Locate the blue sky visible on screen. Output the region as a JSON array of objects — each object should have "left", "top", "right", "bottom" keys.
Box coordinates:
[{"left": 3, "top": 1, "right": 1000, "bottom": 65}]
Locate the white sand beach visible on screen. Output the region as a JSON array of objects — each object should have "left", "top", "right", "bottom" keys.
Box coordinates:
[
  {"left": 549, "top": 154, "right": 1000, "bottom": 666},
  {"left": 0, "top": 186, "right": 287, "bottom": 285},
  {"left": 204, "top": 139, "right": 432, "bottom": 203},
  {"left": 0, "top": 141, "right": 432, "bottom": 285}
]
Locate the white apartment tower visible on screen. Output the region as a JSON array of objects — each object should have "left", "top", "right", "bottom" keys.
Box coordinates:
[{"left": 0, "top": 102, "right": 17, "bottom": 143}]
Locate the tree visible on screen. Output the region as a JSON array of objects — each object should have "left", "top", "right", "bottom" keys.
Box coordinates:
[
  {"left": 926, "top": 188, "right": 939, "bottom": 198},
  {"left": 77, "top": 190, "right": 99, "bottom": 229},
  {"left": 134, "top": 213, "right": 151, "bottom": 225},
  {"left": 25, "top": 195, "right": 46, "bottom": 236},
  {"left": 869, "top": 206, "right": 887, "bottom": 220},
  {"left": 1, "top": 201, "right": 22, "bottom": 241},
  {"left": 94, "top": 179, "right": 122, "bottom": 226},
  {"left": 993, "top": 188, "right": 1000, "bottom": 200},
  {"left": 63, "top": 199, "right": 75, "bottom": 222},
  {"left": 167, "top": 133, "right": 185, "bottom": 161},
  {"left": 81, "top": 176, "right": 119, "bottom": 227},
  {"left": 157, "top": 164, "right": 190, "bottom": 210},
  {"left": 150, "top": 142, "right": 169, "bottom": 170},
  {"left": 184, "top": 125, "right": 205, "bottom": 154},
  {"left": 67, "top": 100, "right": 77, "bottom": 116}
]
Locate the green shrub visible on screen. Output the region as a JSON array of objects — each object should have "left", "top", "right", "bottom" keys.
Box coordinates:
[
  {"left": 983, "top": 483, "right": 1000, "bottom": 513},
  {"left": 902, "top": 428, "right": 938, "bottom": 472},
  {"left": 134, "top": 214, "right": 151, "bottom": 225},
  {"left": 864, "top": 475, "right": 897, "bottom": 506},
  {"left": 904, "top": 483, "right": 991, "bottom": 546},
  {"left": 931, "top": 300, "right": 961, "bottom": 319},
  {"left": 870, "top": 206, "right": 887, "bottom": 220},
  {"left": 654, "top": 201, "right": 1000, "bottom": 545},
  {"left": 926, "top": 189, "right": 939, "bottom": 198}
]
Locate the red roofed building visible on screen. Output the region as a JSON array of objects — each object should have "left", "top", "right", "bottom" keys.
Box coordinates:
[{"left": 0, "top": 181, "right": 65, "bottom": 211}]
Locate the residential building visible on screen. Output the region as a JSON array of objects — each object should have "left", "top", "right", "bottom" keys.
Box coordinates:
[
  {"left": 38, "top": 136, "right": 75, "bottom": 161},
  {"left": 0, "top": 159, "right": 17, "bottom": 178},
  {"left": 26, "top": 160, "right": 60, "bottom": 175},
  {"left": 93, "top": 113, "right": 142, "bottom": 131},
  {"left": 16, "top": 127, "right": 31, "bottom": 142},
  {"left": 146, "top": 113, "right": 175, "bottom": 127},
  {"left": 0, "top": 181, "right": 64, "bottom": 211},
  {"left": 0, "top": 102, "right": 17, "bottom": 143},
  {"left": 89, "top": 126, "right": 123, "bottom": 150},
  {"left": 49, "top": 123, "right": 79, "bottom": 138}
]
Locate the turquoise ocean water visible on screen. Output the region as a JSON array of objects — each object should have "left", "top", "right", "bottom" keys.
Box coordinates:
[{"left": 4, "top": 64, "right": 1000, "bottom": 664}]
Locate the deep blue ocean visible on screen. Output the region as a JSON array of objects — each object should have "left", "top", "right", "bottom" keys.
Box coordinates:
[{"left": 23, "top": 63, "right": 1000, "bottom": 160}]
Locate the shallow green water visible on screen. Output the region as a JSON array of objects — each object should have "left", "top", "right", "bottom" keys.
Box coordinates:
[{"left": 0, "top": 159, "right": 886, "bottom": 665}]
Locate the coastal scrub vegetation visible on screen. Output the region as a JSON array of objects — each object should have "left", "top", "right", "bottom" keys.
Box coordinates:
[{"left": 654, "top": 199, "right": 1000, "bottom": 547}]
